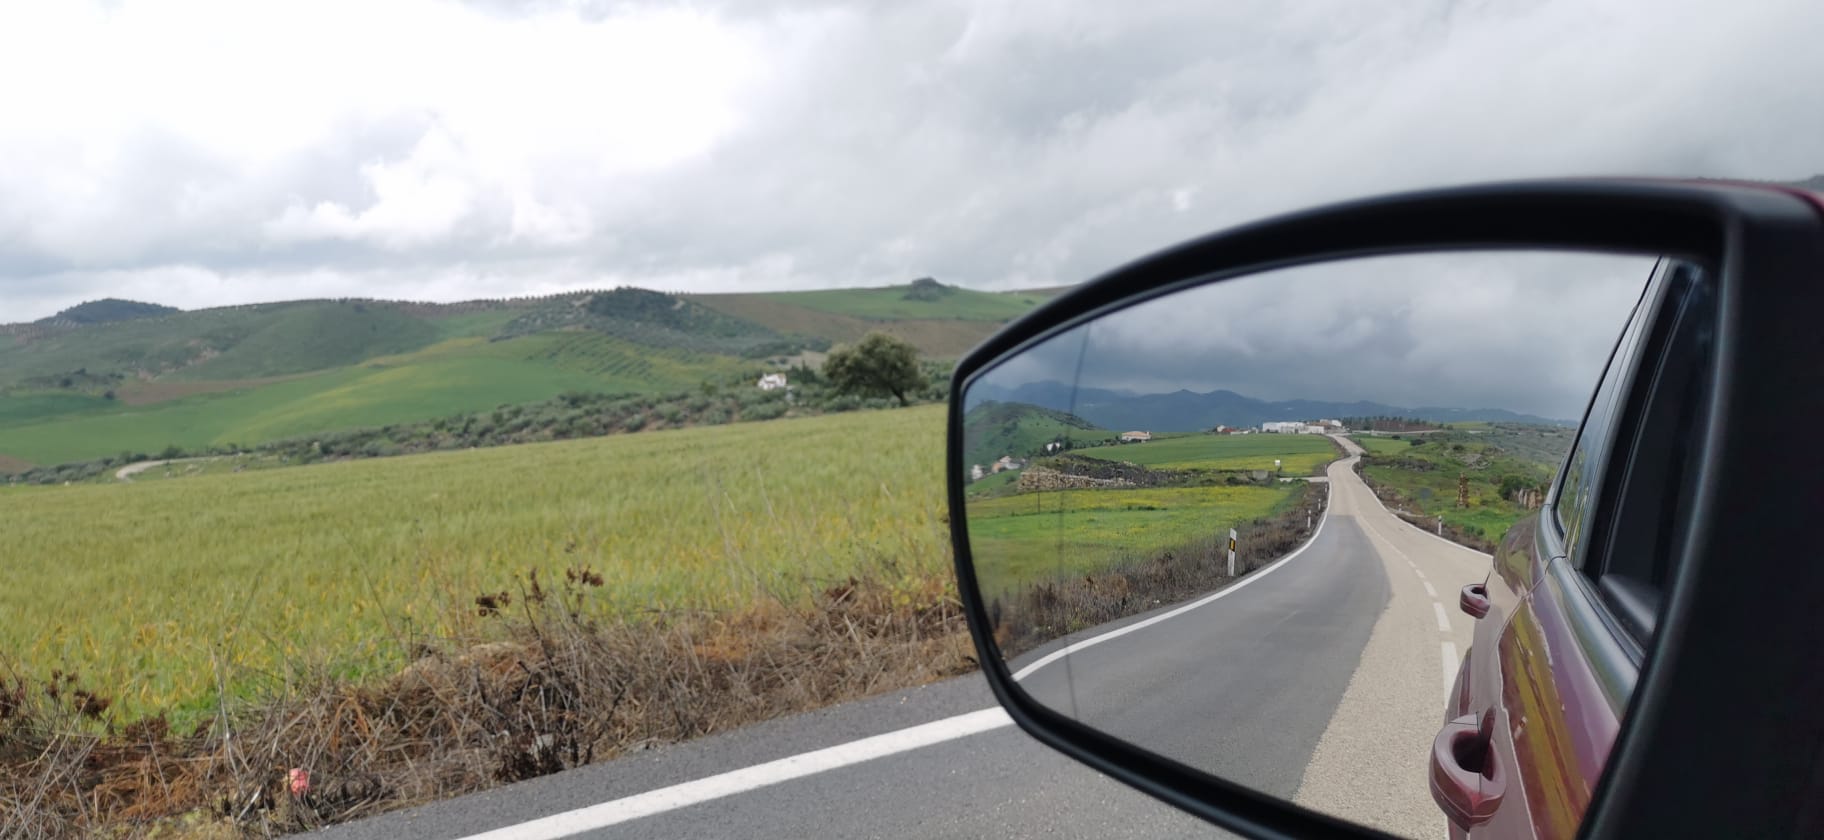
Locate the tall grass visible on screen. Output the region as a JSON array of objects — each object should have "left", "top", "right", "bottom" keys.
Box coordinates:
[{"left": 0, "top": 406, "right": 951, "bottom": 724}]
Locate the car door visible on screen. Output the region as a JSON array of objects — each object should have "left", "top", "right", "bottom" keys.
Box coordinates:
[{"left": 1443, "top": 259, "right": 1714, "bottom": 839}]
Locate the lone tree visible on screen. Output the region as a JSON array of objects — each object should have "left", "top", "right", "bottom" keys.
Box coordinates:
[{"left": 824, "top": 332, "right": 928, "bottom": 406}]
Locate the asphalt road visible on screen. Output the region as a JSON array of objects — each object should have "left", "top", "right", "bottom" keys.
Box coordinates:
[
  {"left": 311, "top": 435, "right": 1490, "bottom": 840},
  {"left": 310, "top": 675, "right": 1228, "bottom": 840}
]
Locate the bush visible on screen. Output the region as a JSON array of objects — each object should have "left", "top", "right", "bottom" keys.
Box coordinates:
[{"left": 745, "top": 402, "right": 787, "bottom": 422}]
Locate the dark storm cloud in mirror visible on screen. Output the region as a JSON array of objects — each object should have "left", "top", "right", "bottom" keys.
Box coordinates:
[
  {"left": 1, "top": 1, "right": 1820, "bottom": 319},
  {"left": 975, "top": 252, "right": 1653, "bottom": 420}
]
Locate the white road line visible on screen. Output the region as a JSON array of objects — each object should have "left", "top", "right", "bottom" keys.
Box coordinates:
[
  {"left": 1412, "top": 567, "right": 1427, "bottom": 581},
  {"left": 1011, "top": 503, "right": 1331, "bottom": 682},
  {"left": 1432, "top": 602, "right": 1452, "bottom": 632},
  {"left": 1440, "top": 642, "right": 1460, "bottom": 698},
  {"left": 455, "top": 708, "right": 1014, "bottom": 840},
  {"left": 1421, "top": 580, "right": 1438, "bottom": 598}
]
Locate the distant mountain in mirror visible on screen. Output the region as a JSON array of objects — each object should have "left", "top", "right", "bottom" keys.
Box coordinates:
[{"left": 967, "top": 380, "right": 1571, "bottom": 431}]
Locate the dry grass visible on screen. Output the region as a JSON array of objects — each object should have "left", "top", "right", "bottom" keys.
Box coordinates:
[{"left": 0, "top": 568, "right": 972, "bottom": 838}]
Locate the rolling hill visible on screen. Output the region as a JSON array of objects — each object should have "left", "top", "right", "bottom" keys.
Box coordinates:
[
  {"left": 0, "top": 281, "right": 1043, "bottom": 469},
  {"left": 960, "top": 400, "right": 1117, "bottom": 469},
  {"left": 35, "top": 298, "right": 179, "bottom": 326}
]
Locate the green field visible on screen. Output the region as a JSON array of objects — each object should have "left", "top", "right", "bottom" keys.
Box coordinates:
[
  {"left": 1075, "top": 433, "right": 1339, "bottom": 474},
  {"left": 0, "top": 406, "right": 950, "bottom": 720},
  {"left": 1350, "top": 434, "right": 1420, "bottom": 456},
  {"left": 965, "top": 484, "right": 1299, "bottom": 597},
  {"left": 0, "top": 301, "right": 484, "bottom": 390},
  {"left": 0, "top": 335, "right": 742, "bottom": 465}
]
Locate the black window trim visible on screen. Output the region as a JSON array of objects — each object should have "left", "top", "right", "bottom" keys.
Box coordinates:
[
  {"left": 1554, "top": 260, "right": 1714, "bottom": 658},
  {"left": 1544, "top": 258, "right": 1668, "bottom": 551}
]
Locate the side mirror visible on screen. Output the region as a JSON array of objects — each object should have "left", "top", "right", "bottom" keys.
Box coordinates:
[{"left": 945, "top": 180, "right": 1824, "bottom": 839}]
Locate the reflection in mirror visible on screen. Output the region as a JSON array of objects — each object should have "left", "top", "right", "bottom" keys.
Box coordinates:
[{"left": 961, "top": 251, "right": 1664, "bottom": 838}]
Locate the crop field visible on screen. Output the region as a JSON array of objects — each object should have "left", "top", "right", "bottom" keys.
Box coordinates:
[
  {"left": 0, "top": 405, "right": 950, "bottom": 722},
  {"left": 1074, "top": 433, "right": 1339, "bottom": 474},
  {"left": 1349, "top": 434, "right": 1420, "bottom": 456},
  {"left": 0, "top": 336, "right": 738, "bottom": 466},
  {"left": 964, "top": 483, "right": 1301, "bottom": 598}
]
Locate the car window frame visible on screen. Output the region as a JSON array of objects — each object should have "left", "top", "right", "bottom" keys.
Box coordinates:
[
  {"left": 1545, "top": 260, "right": 1666, "bottom": 559},
  {"left": 1545, "top": 259, "right": 1713, "bottom": 657}
]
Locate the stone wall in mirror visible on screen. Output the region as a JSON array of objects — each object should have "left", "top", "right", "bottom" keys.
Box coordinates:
[{"left": 960, "top": 250, "right": 1660, "bottom": 838}]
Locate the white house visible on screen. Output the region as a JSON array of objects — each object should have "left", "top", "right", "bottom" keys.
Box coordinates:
[
  {"left": 1300, "top": 424, "right": 1329, "bottom": 434},
  {"left": 757, "top": 373, "right": 788, "bottom": 391},
  {"left": 971, "top": 464, "right": 985, "bottom": 481},
  {"left": 1120, "top": 431, "right": 1152, "bottom": 443},
  {"left": 1261, "top": 421, "right": 1303, "bottom": 434}
]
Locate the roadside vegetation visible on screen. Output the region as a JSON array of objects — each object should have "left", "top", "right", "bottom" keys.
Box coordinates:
[
  {"left": 2, "top": 406, "right": 957, "bottom": 721},
  {"left": 1351, "top": 423, "right": 1573, "bottom": 551},
  {"left": 0, "top": 405, "right": 978, "bottom": 836}
]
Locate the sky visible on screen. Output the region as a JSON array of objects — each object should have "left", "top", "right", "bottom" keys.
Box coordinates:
[
  {"left": 972, "top": 251, "right": 1657, "bottom": 419},
  {"left": 1, "top": 0, "right": 1821, "bottom": 322}
]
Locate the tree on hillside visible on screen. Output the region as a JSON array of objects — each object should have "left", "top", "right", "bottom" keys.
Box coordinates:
[{"left": 823, "top": 332, "right": 928, "bottom": 407}]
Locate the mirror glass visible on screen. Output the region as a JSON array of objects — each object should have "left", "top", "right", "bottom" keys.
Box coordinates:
[{"left": 961, "top": 250, "right": 1663, "bottom": 838}]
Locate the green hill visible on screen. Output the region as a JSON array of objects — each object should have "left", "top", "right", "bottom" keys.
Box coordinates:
[
  {"left": 961, "top": 400, "right": 1117, "bottom": 469},
  {"left": 0, "top": 283, "right": 1045, "bottom": 470},
  {"left": 703, "top": 281, "right": 1042, "bottom": 323},
  {"left": 37, "top": 298, "right": 179, "bottom": 325},
  {"left": 499, "top": 288, "right": 813, "bottom": 357},
  {"left": 690, "top": 281, "right": 1047, "bottom": 359}
]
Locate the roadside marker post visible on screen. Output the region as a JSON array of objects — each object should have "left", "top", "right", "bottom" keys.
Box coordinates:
[{"left": 1227, "top": 528, "right": 1238, "bottom": 577}]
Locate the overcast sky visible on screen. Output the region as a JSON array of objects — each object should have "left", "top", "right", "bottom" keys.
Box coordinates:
[
  {"left": 974, "top": 252, "right": 1656, "bottom": 418},
  {"left": 2, "top": 0, "right": 1820, "bottom": 322}
]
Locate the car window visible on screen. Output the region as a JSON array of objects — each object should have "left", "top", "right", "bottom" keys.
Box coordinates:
[
  {"left": 1587, "top": 262, "right": 1712, "bottom": 641},
  {"left": 1554, "top": 264, "right": 1661, "bottom": 566}
]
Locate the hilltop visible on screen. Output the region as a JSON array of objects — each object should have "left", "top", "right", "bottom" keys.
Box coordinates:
[
  {"left": 0, "top": 281, "right": 1055, "bottom": 469},
  {"left": 36, "top": 298, "right": 180, "bottom": 326}
]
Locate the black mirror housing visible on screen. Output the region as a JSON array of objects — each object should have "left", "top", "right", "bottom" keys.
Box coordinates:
[{"left": 946, "top": 179, "right": 1824, "bottom": 840}]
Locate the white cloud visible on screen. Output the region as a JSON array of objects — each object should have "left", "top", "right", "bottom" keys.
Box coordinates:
[{"left": 0, "top": 0, "right": 1819, "bottom": 320}]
